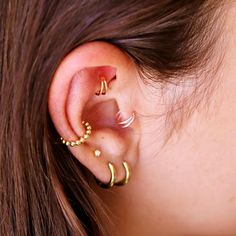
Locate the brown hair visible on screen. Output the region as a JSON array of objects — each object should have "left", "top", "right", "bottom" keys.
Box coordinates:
[{"left": 0, "top": 1, "right": 224, "bottom": 235}]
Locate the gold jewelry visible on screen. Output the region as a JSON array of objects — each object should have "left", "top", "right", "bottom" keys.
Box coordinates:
[
  {"left": 115, "top": 161, "right": 131, "bottom": 186},
  {"left": 60, "top": 121, "right": 92, "bottom": 147},
  {"left": 95, "top": 78, "right": 108, "bottom": 95},
  {"left": 94, "top": 149, "right": 101, "bottom": 157},
  {"left": 96, "top": 162, "right": 116, "bottom": 188}
]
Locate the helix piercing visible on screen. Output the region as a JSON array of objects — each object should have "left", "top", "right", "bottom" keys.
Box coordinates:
[
  {"left": 95, "top": 77, "right": 108, "bottom": 95},
  {"left": 115, "top": 161, "right": 131, "bottom": 186},
  {"left": 96, "top": 162, "right": 116, "bottom": 188},
  {"left": 116, "top": 111, "right": 135, "bottom": 128},
  {"left": 60, "top": 121, "right": 92, "bottom": 147}
]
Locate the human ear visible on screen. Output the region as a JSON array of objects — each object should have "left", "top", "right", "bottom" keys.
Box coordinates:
[{"left": 48, "top": 42, "right": 140, "bottom": 187}]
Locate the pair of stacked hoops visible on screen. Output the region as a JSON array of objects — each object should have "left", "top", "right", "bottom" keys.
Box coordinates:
[{"left": 60, "top": 78, "right": 132, "bottom": 188}]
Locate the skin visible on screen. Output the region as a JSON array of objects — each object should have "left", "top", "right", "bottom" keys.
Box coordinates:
[
  {"left": 48, "top": 3, "right": 236, "bottom": 235},
  {"left": 100, "top": 5, "right": 236, "bottom": 235}
]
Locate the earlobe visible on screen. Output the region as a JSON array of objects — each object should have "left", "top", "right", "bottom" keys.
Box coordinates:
[{"left": 48, "top": 41, "right": 140, "bottom": 188}]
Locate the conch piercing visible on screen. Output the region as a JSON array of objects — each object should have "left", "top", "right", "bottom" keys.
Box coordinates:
[
  {"left": 60, "top": 121, "right": 92, "bottom": 147},
  {"left": 96, "top": 162, "right": 116, "bottom": 188},
  {"left": 115, "top": 161, "right": 131, "bottom": 186},
  {"left": 116, "top": 111, "right": 135, "bottom": 128},
  {"left": 95, "top": 77, "right": 108, "bottom": 95}
]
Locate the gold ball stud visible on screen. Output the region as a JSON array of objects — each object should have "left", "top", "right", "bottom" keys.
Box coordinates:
[{"left": 94, "top": 150, "right": 101, "bottom": 157}]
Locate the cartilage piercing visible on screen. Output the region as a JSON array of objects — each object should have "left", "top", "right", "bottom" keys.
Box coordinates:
[
  {"left": 95, "top": 77, "right": 108, "bottom": 95},
  {"left": 116, "top": 111, "right": 135, "bottom": 128},
  {"left": 60, "top": 121, "right": 92, "bottom": 147}
]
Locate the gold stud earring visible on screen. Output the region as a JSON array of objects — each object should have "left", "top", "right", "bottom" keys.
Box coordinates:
[
  {"left": 96, "top": 162, "right": 116, "bottom": 188},
  {"left": 115, "top": 161, "right": 131, "bottom": 186},
  {"left": 94, "top": 149, "right": 101, "bottom": 157},
  {"left": 95, "top": 77, "right": 108, "bottom": 96},
  {"left": 60, "top": 121, "right": 92, "bottom": 147}
]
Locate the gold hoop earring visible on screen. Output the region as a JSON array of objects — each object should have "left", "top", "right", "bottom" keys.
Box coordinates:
[
  {"left": 96, "top": 162, "right": 116, "bottom": 188},
  {"left": 60, "top": 121, "right": 92, "bottom": 147},
  {"left": 95, "top": 78, "right": 108, "bottom": 96},
  {"left": 115, "top": 161, "right": 131, "bottom": 186}
]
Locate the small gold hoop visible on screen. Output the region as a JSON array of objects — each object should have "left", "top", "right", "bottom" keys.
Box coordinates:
[
  {"left": 102, "top": 80, "right": 108, "bottom": 95},
  {"left": 95, "top": 78, "right": 108, "bottom": 96},
  {"left": 60, "top": 121, "right": 92, "bottom": 147},
  {"left": 115, "top": 161, "right": 131, "bottom": 186},
  {"left": 96, "top": 162, "right": 116, "bottom": 189}
]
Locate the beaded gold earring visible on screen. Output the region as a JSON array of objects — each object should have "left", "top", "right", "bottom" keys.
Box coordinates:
[{"left": 60, "top": 121, "right": 92, "bottom": 147}]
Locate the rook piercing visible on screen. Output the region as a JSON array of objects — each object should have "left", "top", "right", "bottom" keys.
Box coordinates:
[
  {"left": 60, "top": 121, "right": 92, "bottom": 147},
  {"left": 95, "top": 77, "right": 108, "bottom": 96},
  {"left": 115, "top": 161, "right": 131, "bottom": 186},
  {"left": 116, "top": 111, "right": 135, "bottom": 128},
  {"left": 96, "top": 162, "right": 116, "bottom": 188}
]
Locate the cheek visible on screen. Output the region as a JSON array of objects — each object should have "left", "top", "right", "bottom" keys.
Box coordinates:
[
  {"left": 156, "top": 139, "right": 236, "bottom": 234},
  {"left": 156, "top": 81, "right": 236, "bottom": 234}
]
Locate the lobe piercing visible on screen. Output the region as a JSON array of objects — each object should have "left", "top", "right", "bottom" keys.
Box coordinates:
[
  {"left": 96, "top": 162, "right": 116, "bottom": 188},
  {"left": 115, "top": 161, "right": 131, "bottom": 186}
]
